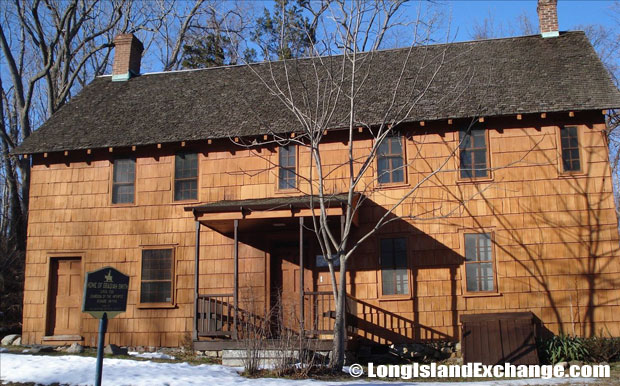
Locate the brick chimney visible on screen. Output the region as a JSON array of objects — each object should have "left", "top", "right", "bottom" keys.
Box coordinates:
[
  {"left": 112, "top": 33, "right": 144, "bottom": 81},
  {"left": 537, "top": 0, "right": 559, "bottom": 38}
]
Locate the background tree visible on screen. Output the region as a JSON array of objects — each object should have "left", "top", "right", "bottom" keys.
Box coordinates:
[
  {"left": 0, "top": 0, "right": 231, "bottom": 331},
  {"left": 252, "top": 0, "right": 316, "bottom": 60},
  {"left": 470, "top": 4, "right": 620, "bottom": 217}
]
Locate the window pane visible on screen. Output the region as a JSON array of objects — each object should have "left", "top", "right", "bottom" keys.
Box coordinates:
[
  {"left": 459, "top": 130, "right": 470, "bottom": 148},
  {"left": 378, "top": 158, "right": 389, "bottom": 183},
  {"left": 395, "top": 268, "right": 409, "bottom": 295},
  {"left": 466, "top": 263, "right": 480, "bottom": 292},
  {"left": 378, "top": 139, "right": 390, "bottom": 155},
  {"left": 382, "top": 272, "right": 396, "bottom": 295},
  {"left": 114, "top": 159, "right": 135, "bottom": 183},
  {"left": 479, "top": 263, "right": 494, "bottom": 291},
  {"left": 174, "top": 153, "right": 198, "bottom": 200},
  {"left": 175, "top": 153, "right": 198, "bottom": 179},
  {"left": 459, "top": 128, "right": 487, "bottom": 179},
  {"left": 479, "top": 234, "right": 492, "bottom": 261},
  {"left": 464, "top": 234, "right": 494, "bottom": 292},
  {"left": 279, "top": 146, "right": 296, "bottom": 188},
  {"left": 377, "top": 136, "right": 404, "bottom": 184},
  {"left": 381, "top": 238, "right": 408, "bottom": 295},
  {"left": 142, "top": 249, "right": 172, "bottom": 281},
  {"left": 112, "top": 159, "right": 135, "bottom": 204},
  {"left": 278, "top": 167, "right": 296, "bottom": 189},
  {"left": 390, "top": 137, "right": 402, "bottom": 154},
  {"left": 464, "top": 234, "right": 477, "bottom": 261},
  {"left": 141, "top": 249, "right": 173, "bottom": 303},
  {"left": 472, "top": 129, "right": 486, "bottom": 146},
  {"left": 175, "top": 179, "right": 197, "bottom": 201},
  {"left": 560, "top": 126, "right": 580, "bottom": 172},
  {"left": 140, "top": 281, "right": 172, "bottom": 303}
]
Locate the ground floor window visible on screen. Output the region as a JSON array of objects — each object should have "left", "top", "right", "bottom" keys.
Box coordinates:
[
  {"left": 464, "top": 233, "right": 495, "bottom": 292},
  {"left": 140, "top": 248, "right": 174, "bottom": 304},
  {"left": 380, "top": 237, "right": 409, "bottom": 296}
]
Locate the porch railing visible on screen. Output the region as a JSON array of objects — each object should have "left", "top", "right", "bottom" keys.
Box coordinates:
[
  {"left": 196, "top": 294, "right": 236, "bottom": 337},
  {"left": 304, "top": 291, "right": 335, "bottom": 336}
]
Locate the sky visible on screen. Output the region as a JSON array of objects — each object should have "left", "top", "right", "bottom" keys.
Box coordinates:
[{"left": 445, "top": 0, "right": 618, "bottom": 41}]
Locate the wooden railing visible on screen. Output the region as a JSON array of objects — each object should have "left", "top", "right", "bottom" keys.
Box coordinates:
[
  {"left": 304, "top": 291, "right": 334, "bottom": 336},
  {"left": 196, "top": 294, "right": 236, "bottom": 337}
]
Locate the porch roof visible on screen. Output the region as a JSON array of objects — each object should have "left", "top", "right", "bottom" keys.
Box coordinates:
[{"left": 185, "top": 193, "right": 361, "bottom": 234}]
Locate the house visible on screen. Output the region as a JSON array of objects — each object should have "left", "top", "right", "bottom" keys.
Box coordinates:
[{"left": 14, "top": 0, "right": 620, "bottom": 353}]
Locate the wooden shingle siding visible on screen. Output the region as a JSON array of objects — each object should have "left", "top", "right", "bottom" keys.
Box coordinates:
[{"left": 21, "top": 114, "right": 620, "bottom": 347}]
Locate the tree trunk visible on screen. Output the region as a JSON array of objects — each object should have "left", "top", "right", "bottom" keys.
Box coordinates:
[{"left": 329, "top": 258, "right": 347, "bottom": 370}]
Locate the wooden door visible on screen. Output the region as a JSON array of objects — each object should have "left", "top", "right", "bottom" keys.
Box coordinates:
[
  {"left": 47, "top": 258, "right": 82, "bottom": 336},
  {"left": 272, "top": 246, "right": 300, "bottom": 331}
]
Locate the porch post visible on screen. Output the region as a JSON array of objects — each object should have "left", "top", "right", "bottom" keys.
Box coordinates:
[
  {"left": 233, "top": 219, "right": 239, "bottom": 339},
  {"left": 299, "top": 216, "right": 304, "bottom": 335},
  {"left": 193, "top": 219, "right": 200, "bottom": 340}
]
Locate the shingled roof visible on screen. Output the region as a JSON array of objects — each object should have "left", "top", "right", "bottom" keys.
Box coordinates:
[{"left": 15, "top": 31, "right": 620, "bottom": 155}]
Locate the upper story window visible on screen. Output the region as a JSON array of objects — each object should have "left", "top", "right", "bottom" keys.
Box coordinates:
[
  {"left": 140, "top": 248, "right": 174, "bottom": 304},
  {"left": 112, "top": 158, "right": 135, "bottom": 204},
  {"left": 459, "top": 128, "right": 488, "bottom": 179},
  {"left": 174, "top": 152, "right": 198, "bottom": 201},
  {"left": 560, "top": 126, "right": 581, "bottom": 172},
  {"left": 464, "top": 233, "right": 495, "bottom": 292},
  {"left": 278, "top": 145, "right": 296, "bottom": 190},
  {"left": 377, "top": 135, "right": 405, "bottom": 184},
  {"left": 380, "top": 237, "right": 409, "bottom": 296}
]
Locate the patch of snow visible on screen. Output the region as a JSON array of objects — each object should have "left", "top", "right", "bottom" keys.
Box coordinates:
[
  {"left": 0, "top": 347, "right": 7, "bottom": 353},
  {"left": 0, "top": 353, "right": 597, "bottom": 386},
  {"left": 128, "top": 351, "right": 175, "bottom": 360}
]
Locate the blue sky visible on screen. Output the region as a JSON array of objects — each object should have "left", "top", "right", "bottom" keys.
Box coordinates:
[{"left": 445, "top": 0, "right": 617, "bottom": 41}]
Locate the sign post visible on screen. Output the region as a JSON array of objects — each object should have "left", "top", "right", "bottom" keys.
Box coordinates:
[{"left": 82, "top": 267, "right": 129, "bottom": 386}]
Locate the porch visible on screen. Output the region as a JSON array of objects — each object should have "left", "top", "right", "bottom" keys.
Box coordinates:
[{"left": 186, "top": 194, "right": 359, "bottom": 350}]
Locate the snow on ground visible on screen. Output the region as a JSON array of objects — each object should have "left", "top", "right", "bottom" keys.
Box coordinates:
[
  {"left": 0, "top": 353, "right": 595, "bottom": 386},
  {"left": 128, "top": 351, "right": 175, "bottom": 360}
]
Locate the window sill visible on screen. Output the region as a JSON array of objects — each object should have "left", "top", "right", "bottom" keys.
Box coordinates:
[
  {"left": 378, "top": 294, "right": 412, "bottom": 302},
  {"left": 274, "top": 188, "right": 301, "bottom": 195},
  {"left": 462, "top": 292, "right": 502, "bottom": 298},
  {"left": 172, "top": 199, "right": 199, "bottom": 205},
  {"left": 110, "top": 202, "right": 136, "bottom": 207},
  {"left": 456, "top": 176, "right": 494, "bottom": 185},
  {"left": 137, "top": 303, "right": 177, "bottom": 309},
  {"left": 558, "top": 170, "right": 586, "bottom": 178},
  {"left": 377, "top": 182, "right": 409, "bottom": 190}
]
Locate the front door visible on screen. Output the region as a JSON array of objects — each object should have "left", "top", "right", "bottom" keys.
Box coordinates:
[
  {"left": 270, "top": 245, "right": 303, "bottom": 334},
  {"left": 47, "top": 257, "right": 82, "bottom": 336}
]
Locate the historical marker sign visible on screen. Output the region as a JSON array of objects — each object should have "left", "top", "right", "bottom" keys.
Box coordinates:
[
  {"left": 82, "top": 267, "right": 129, "bottom": 386},
  {"left": 82, "top": 266, "right": 129, "bottom": 319}
]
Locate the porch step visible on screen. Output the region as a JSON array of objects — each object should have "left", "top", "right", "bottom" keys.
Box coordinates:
[{"left": 222, "top": 349, "right": 300, "bottom": 367}]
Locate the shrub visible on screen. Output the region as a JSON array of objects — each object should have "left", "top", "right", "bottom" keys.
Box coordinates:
[
  {"left": 538, "top": 335, "right": 589, "bottom": 364},
  {"left": 583, "top": 336, "right": 620, "bottom": 363}
]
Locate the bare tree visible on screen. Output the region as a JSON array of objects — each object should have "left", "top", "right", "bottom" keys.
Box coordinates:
[
  {"left": 470, "top": 9, "right": 534, "bottom": 40},
  {"left": 223, "top": 0, "right": 478, "bottom": 369},
  {"left": 0, "top": 0, "right": 232, "bottom": 330}
]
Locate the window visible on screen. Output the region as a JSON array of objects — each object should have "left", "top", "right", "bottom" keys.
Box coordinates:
[
  {"left": 464, "top": 233, "right": 495, "bottom": 292},
  {"left": 377, "top": 135, "right": 405, "bottom": 184},
  {"left": 140, "top": 249, "right": 173, "bottom": 304},
  {"left": 459, "top": 128, "right": 488, "bottom": 178},
  {"left": 174, "top": 153, "right": 198, "bottom": 201},
  {"left": 380, "top": 237, "right": 409, "bottom": 296},
  {"left": 112, "top": 158, "right": 135, "bottom": 204},
  {"left": 278, "top": 145, "right": 296, "bottom": 189},
  {"left": 560, "top": 126, "right": 581, "bottom": 172}
]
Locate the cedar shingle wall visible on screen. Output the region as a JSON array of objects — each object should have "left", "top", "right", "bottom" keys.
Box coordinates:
[{"left": 22, "top": 116, "right": 620, "bottom": 347}]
